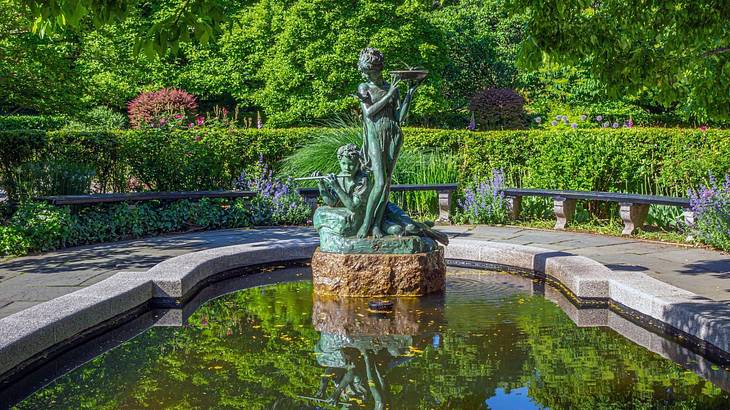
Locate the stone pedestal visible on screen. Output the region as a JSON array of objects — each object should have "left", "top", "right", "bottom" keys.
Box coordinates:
[{"left": 311, "top": 247, "right": 445, "bottom": 296}]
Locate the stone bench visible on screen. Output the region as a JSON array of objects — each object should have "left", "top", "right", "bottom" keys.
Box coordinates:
[
  {"left": 37, "top": 190, "right": 256, "bottom": 206},
  {"left": 302, "top": 185, "right": 692, "bottom": 236},
  {"left": 500, "top": 188, "right": 692, "bottom": 235},
  {"left": 39, "top": 186, "right": 692, "bottom": 236}
]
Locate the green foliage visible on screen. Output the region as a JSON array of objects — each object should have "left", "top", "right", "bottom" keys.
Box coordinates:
[
  {"left": 0, "top": 225, "right": 29, "bottom": 257},
  {"left": 402, "top": 127, "right": 730, "bottom": 197},
  {"left": 70, "top": 106, "right": 129, "bottom": 130},
  {"left": 0, "top": 115, "right": 68, "bottom": 130},
  {"left": 9, "top": 201, "right": 73, "bottom": 251},
  {"left": 0, "top": 195, "right": 311, "bottom": 257},
  {"left": 391, "top": 149, "right": 460, "bottom": 218},
  {"left": 511, "top": 0, "right": 730, "bottom": 121}
]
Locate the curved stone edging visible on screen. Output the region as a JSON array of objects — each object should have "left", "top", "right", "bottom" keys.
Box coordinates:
[
  {"left": 1, "top": 236, "right": 729, "bottom": 384},
  {"left": 0, "top": 238, "right": 319, "bottom": 378},
  {"left": 445, "top": 239, "right": 730, "bottom": 355}
]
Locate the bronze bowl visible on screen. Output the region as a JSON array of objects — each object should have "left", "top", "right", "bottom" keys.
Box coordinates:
[{"left": 389, "top": 70, "right": 429, "bottom": 81}]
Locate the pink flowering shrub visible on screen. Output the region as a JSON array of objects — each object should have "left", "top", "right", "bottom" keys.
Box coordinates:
[{"left": 127, "top": 88, "right": 198, "bottom": 128}]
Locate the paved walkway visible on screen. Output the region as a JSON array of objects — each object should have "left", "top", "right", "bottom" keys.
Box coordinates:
[{"left": 0, "top": 225, "right": 728, "bottom": 318}]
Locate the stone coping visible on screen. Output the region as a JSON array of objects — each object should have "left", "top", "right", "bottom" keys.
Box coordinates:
[{"left": 2, "top": 237, "right": 730, "bottom": 386}]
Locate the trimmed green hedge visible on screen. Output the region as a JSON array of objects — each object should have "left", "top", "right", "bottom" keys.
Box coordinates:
[
  {"left": 0, "top": 115, "right": 68, "bottom": 131},
  {"left": 1, "top": 127, "right": 729, "bottom": 201},
  {"left": 404, "top": 127, "right": 730, "bottom": 196}
]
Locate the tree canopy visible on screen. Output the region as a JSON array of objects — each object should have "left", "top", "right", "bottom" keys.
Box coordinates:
[{"left": 510, "top": 0, "right": 730, "bottom": 119}]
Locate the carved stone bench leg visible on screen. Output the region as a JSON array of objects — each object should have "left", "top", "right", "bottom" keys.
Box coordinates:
[
  {"left": 437, "top": 190, "right": 452, "bottom": 223},
  {"left": 619, "top": 202, "right": 650, "bottom": 235},
  {"left": 553, "top": 197, "right": 576, "bottom": 230},
  {"left": 683, "top": 207, "right": 695, "bottom": 227},
  {"left": 505, "top": 195, "right": 522, "bottom": 219},
  {"left": 303, "top": 195, "right": 318, "bottom": 212}
]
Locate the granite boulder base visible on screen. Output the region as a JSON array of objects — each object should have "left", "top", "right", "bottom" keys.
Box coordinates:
[{"left": 311, "top": 247, "right": 445, "bottom": 296}]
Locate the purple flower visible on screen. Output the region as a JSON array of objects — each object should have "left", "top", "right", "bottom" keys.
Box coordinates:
[
  {"left": 571, "top": 123, "right": 578, "bottom": 129},
  {"left": 196, "top": 116, "right": 205, "bottom": 126},
  {"left": 612, "top": 122, "right": 619, "bottom": 128},
  {"left": 555, "top": 115, "right": 561, "bottom": 120},
  {"left": 159, "top": 118, "right": 167, "bottom": 125},
  {"left": 467, "top": 113, "right": 476, "bottom": 131},
  {"left": 700, "top": 125, "right": 708, "bottom": 132},
  {"left": 627, "top": 117, "right": 634, "bottom": 128},
  {"left": 596, "top": 115, "right": 603, "bottom": 122},
  {"left": 580, "top": 114, "right": 587, "bottom": 121},
  {"left": 562, "top": 115, "right": 568, "bottom": 121},
  {"left": 188, "top": 122, "right": 194, "bottom": 128},
  {"left": 534, "top": 116, "right": 542, "bottom": 124},
  {"left": 550, "top": 120, "right": 558, "bottom": 126},
  {"left": 602, "top": 122, "right": 610, "bottom": 128}
]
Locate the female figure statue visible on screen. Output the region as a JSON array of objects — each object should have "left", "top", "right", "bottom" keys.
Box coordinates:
[{"left": 356, "top": 47, "right": 420, "bottom": 238}]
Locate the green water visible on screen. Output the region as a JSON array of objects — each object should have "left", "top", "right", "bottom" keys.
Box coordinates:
[{"left": 16, "top": 272, "right": 730, "bottom": 410}]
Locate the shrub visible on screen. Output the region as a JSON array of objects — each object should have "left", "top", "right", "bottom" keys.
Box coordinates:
[
  {"left": 454, "top": 169, "right": 509, "bottom": 224},
  {"left": 469, "top": 88, "right": 527, "bottom": 130},
  {"left": 688, "top": 175, "right": 730, "bottom": 252},
  {"left": 0, "top": 226, "right": 29, "bottom": 257},
  {"left": 65, "top": 106, "right": 128, "bottom": 130},
  {"left": 127, "top": 88, "right": 198, "bottom": 128},
  {"left": 10, "top": 201, "right": 73, "bottom": 252},
  {"left": 0, "top": 115, "right": 68, "bottom": 131}
]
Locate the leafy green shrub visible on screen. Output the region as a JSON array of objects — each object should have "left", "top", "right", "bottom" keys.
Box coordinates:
[
  {"left": 0, "top": 115, "right": 68, "bottom": 131},
  {"left": 10, "top": 201, "right": 73, "bottom": 252},
  {"left": 13, "top": 160, "right": 95, "bottom": 197},
  {"left": 0, "top": 226, "right": 29, "bottom": 257},
  {"left": 469, "top": 88, "right": 527, "bottom": 130},
  {"left": 0, "top": 130, "right": 46, "bottom": 200},
  {"left": 64, "top": 106, "right": 128, "bottom": 131}
]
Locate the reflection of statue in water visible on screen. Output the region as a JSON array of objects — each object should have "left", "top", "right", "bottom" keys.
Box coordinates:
[
  {"left": 314, "top": 144, "right": 449, "bottom": 247},
  {"left": 312, "top": 332, "right": 413, "bottom": 409}
]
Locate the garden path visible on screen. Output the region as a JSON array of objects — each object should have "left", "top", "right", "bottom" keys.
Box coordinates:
[{"left": 0, "top": 225, "right": 728, "bottom": 319}]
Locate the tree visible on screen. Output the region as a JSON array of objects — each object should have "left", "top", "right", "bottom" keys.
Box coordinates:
[{"left": 510, "top": 0, "right": 730, "bottom": 120}]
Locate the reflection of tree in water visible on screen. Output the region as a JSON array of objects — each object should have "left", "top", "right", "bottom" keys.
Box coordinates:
[{"left": 15, "top": 280, "right": 730, "bottom": 410}]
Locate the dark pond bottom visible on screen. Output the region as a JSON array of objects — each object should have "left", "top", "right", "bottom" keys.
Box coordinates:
[{"left": 13, "top": 268, "right": 730, "bottom": 409}]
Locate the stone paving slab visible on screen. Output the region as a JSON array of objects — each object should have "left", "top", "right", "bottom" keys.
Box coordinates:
[
  {"left": 0, "top": 227, "right": 318, "bottom": 318},
  {"left": 0, "top": 225, "right": 728, "bottom": 318}
]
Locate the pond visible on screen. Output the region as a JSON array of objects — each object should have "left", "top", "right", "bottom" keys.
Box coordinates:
[{"left": 13, "top": 268, "right": 730, "bottom": 409}]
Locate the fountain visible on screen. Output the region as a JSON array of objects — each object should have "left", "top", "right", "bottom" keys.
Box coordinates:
[{"left": 309, "top": 47, "right": 448, "bottom": 297}]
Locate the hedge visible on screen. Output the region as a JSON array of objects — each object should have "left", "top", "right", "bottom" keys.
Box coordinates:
[
  {"left": 1, "top": 127, "right": 729, "bottom": 201},
  {"left": 0, "top": 115, "right": 68, "bottom": 131}
]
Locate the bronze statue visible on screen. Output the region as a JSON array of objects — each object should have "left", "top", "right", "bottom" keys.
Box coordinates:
[{"left": 356, "top": 47, "right": 421, "bottom": 239}]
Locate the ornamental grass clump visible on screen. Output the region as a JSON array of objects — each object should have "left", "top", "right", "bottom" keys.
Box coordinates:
[
  {"left": 455, "top": 169, "right": 509, "bottom": 224},
  {"left": 688, "top": 174, "right": 730, "bottom": 251}
]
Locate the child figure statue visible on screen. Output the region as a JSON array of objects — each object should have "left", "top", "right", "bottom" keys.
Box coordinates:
[{"left": 313, "top": 144, "right": 448, "bottom": 252}]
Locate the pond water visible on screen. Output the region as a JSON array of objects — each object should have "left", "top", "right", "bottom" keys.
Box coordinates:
[{"left": 14, "top": 269, "right": 730, "bottom": 409}]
